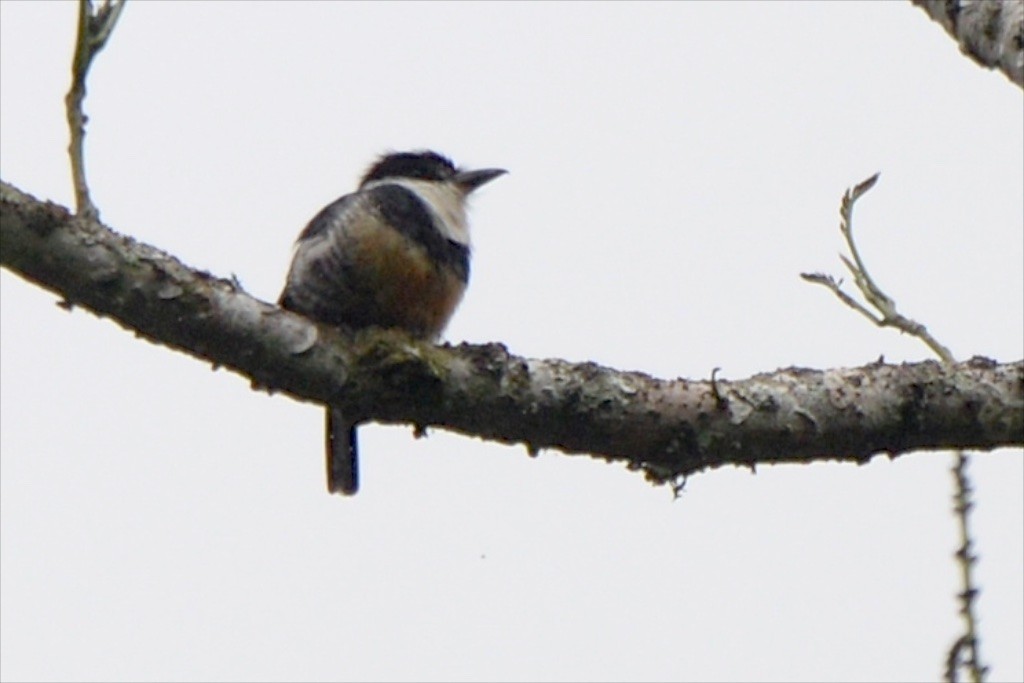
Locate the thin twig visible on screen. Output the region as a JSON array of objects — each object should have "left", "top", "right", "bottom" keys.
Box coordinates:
[
  {"left": 65, "top": 0, "right": 126, "bottom": 220},
  {"left": 802, "top": 175, "right": 987, "bottom": 682},
  {"left": 802, "top": 173, "right": 954, "bottom": 360},
  {"left": 947, "top": 451, "right": 988, "bottom": 683}
]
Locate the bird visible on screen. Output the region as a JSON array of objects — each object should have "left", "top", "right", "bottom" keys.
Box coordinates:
[{"left": 278, "top": 150, "right": 506, "bottom": 495}]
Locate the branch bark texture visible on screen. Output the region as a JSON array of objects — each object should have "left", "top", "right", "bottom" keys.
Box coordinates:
[
  {"left": 2, "top": 180, "right": 1022, "bottom": 486},
  {"left": 912, "top": 0, "right": 1024, "bottom": 87}
]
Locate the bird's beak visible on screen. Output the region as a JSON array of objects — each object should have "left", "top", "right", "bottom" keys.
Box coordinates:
[{"left": 454, "top": 167, "right": 507, "bottom": 193}]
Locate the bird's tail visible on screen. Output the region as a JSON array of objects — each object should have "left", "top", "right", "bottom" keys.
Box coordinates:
[{"left": 326, "top": 408, "right": 359, "bottom": 495}]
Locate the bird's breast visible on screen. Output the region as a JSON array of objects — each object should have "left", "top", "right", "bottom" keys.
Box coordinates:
[
  {"left": 281, "top": 186, "right": 472, "bottom": 340},
  {"left": 344, "top": 222, "right": 467, "bottom": 339}
]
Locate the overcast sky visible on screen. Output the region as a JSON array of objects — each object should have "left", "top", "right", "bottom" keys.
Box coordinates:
[{"left": 1, "top": 2, "right": 1022, "bottom": 682}]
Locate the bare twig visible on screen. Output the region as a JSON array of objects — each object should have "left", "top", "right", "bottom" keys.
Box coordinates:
[
  {"left": 803, "top": 175, "right": 988, "bottom": 682},
  {"left": 946, "top": 634, "right": 969, "bottom": 683},
  {"left": 801, "top": 173, "right": 954, "bottom": 360},
  {"left": 65, "top": 0, "right": 126, "bottom": 220},
  {"left": 946, "top": 451, "right": 989, "bottom": 683}
]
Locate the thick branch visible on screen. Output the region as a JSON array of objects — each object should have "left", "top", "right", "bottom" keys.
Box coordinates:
[
  {"left": 912, "top": 0, "right": 1024, "bottom": 88},
  {"left": 2, "top": 180, "right": 1022, "bottom": 486}
]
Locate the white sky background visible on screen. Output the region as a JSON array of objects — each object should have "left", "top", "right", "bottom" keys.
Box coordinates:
[{"left": 1, "top": 1, "right": 1022, "bottom": 681}]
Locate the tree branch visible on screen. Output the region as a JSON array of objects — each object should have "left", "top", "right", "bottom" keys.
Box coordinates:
[
  {"left": 911, "top": 0, "right": 1024, "bottom": 88},
  {"left": 65, "top": 0, "right": 126, "bottom": 220},
  {"left": 2, "top": 179, "right": 1022, "bottom": 489},
  {"left": 803, "top": 172, "right": 997, "bottom": 682}
]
